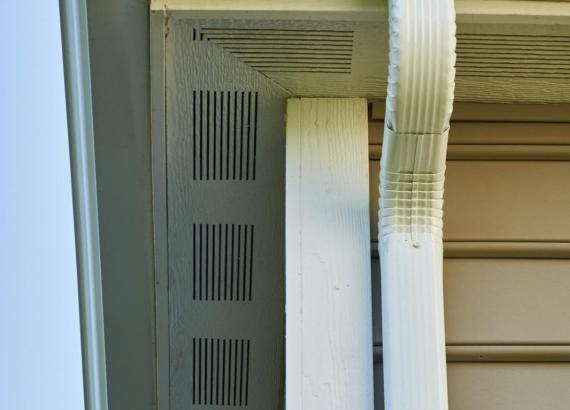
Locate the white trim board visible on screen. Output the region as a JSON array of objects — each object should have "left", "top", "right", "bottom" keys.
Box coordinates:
[
  {"left": 152, "top": 0, "right": 570, "bottom": 20},
  {"left": 285, "top": 98, "right": 374, "bottom": 409}
]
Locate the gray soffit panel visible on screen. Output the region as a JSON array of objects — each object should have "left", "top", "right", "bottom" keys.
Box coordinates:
[
  {"left": 151, "top": 2, "right": 570, "bottom": 103},
  {"left": 186, "top": 19, "right": 388, "bottom": 98},
  {"left": 152, "top": 15, "right": 291, "bottom": 410}
]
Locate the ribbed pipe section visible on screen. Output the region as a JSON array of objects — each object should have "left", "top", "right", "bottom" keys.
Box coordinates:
[
  {"left": 379, "top": 129, "right": 448, "bottom": 240},
  {"left": 379, "top": 0, "right": 456, "bottom": 409},
  {"left": 385, "top": 0, "right": 456, "bottom": 134}
]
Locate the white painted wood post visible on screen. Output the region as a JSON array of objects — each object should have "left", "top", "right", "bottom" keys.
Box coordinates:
[
  {"left": 379, "top": 0, "right": 456, "bottom": 409},
  {"left": 286, "top": 98, "right": 374, "bottom": 410}
]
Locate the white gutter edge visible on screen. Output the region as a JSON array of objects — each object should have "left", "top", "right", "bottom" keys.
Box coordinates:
[
  {"left": 59, "top": 1, "right": 109, "bottom": 409},
  {"left": 379, "top": 0, "right": 456, "bottom": 409}
]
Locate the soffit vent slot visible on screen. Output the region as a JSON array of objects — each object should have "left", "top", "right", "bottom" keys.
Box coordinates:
[
  {"left": 192, "top": 338, "right": 251, "bottom": 407},
  {"left": 456, "top": 33, "right": 570, "bottom": 80},
  {"left": 196, "top": 28, "right": 354, "bottom": 74},
  {"left": 193, "top": 224, "right": 255, "bottom": 302},
  {"left": 164, "top": 25, "right": 289, "bottom": 408},
  {"left": 192, "top": 90, "right": 259, "bottom": 181}
]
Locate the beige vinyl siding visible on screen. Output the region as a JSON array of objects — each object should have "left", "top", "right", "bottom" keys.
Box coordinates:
[
  {"left": 369, "top": 102, "right": 570, "bottom": 409},
  {"left": 371, "top": 161, "right": 570, "bottom": 242},
  {"left": 375, "top": 363, "right": 570, "bottom": 410}
]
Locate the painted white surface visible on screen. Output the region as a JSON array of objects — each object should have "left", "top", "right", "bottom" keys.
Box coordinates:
[
  {"left": 0, "top": 2, "right": 85, "bottom": 410},
  {"left": 379, "top": 0, "right": 455, "bottom": 409},
  {"left": 286, "top": 98, "right": 373, "bottom": 410}
]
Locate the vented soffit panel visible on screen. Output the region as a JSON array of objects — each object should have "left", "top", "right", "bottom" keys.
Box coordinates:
[{"left": 152, "top": 0, "right": 570, "bottom": 103}]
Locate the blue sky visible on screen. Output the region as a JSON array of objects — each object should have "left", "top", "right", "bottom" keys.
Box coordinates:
[{"left": 0, "top": 2, "right": 85, "bottom": 409}]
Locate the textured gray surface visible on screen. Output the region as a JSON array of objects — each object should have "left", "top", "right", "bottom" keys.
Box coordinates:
[
  {"left": 87, "top": 1, "right": 156, "bottom": 409},
  {"left": 158, "top": 18, "right": 290, "bottom": 409}
]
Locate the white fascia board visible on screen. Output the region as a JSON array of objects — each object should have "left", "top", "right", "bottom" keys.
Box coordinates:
[
  {"left": 456, "top": 0, "right": 570, "bottom": 24},
  {"left": 153, "top": 0, "right": 570, "bottom": 22},
  {"left": 152, "top": 0, "right": 385, "bottom": 12}
]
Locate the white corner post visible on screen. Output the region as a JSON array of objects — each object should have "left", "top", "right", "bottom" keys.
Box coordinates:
[
  {"left": 286, "top": 98, "right": 374, "bottom": 409},
  {"left": 379, "top": 0, "right": 456, "bottom": 409}
]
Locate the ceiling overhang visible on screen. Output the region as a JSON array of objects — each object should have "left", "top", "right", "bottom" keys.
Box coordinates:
[{"left": 151, "top": 0, "right": 570, "bottom": 103}]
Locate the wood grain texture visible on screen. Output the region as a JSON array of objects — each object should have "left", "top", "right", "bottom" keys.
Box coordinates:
[
  {"left": 286, "top": 98, "right": 373, "bottom": 409},
  {"left": 370, "top": 160, "right": 570, "bottom": 242}
]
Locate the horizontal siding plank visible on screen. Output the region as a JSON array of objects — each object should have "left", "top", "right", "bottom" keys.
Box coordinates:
[
  {"left": 476, "top": 104, "right": 563, "bottom": 124},
  {"left": 373, "top": 346, "right": 570, "bottom": 363},
  {"left": 374, "top": 363, "right": 570, "bottom": 410},
  {"left": 371, "top": 101, "right": 570, "bottom": 122},
  {"left": 444, "top": 145, "right": 570, "bottom": 161},
  {"left": 370, "top": 104, "right": 570, "bottom": 408},
  {"left": 371, "top": 242, "right": 570, "bottom": 259},
  {"left": 444, "top": 258, "right": 570, "bottom": 344},
  {"left": 369, "top": 161, "right": 570, "bottom": 242},
  {"left": 443, "top": 241, "right": 570, "bottom": 259},
  {"left": 370, "top": 144, "right": 570, "bottom": 160},
  {"left": 372, "top": 258, "right": 570, "bottom": 345},
  {"left": 444, "top": 161, "right": 570, "bottom": 241},
  {"left": 448, "top": 363, "right": 570, "bottom": 410},
  {"left": 369, "top": 121, "right": 570, "bottom": 145}
]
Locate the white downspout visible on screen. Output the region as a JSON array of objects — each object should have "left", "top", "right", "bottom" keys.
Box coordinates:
[{"left": 379, "top": 0, "right": 456, "bottom": 409}]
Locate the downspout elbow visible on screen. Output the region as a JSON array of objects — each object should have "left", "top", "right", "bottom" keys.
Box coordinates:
[{"left": 380, "top": 0, "right": 456, "bottom": 242}]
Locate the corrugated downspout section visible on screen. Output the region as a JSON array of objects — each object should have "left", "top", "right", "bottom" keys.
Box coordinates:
[{"left": 379, "top": 0, "right": 456, "bottom": 409}]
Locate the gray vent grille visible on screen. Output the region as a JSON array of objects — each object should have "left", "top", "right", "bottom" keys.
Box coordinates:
[
  {"left": 193, "top": 338, "right": 251, "bottom": 407},
  {"left": 193, "top": 224, "right": 254, "bottom": 301},
  {"left": 457, "top": 33, "right": 570, "bottom": 80},
  {"left": 197, "top": 28, "right": 354, "bottom": 74},
  {"left": 192, "top": 90, "right": 259, "bottom": 181}
]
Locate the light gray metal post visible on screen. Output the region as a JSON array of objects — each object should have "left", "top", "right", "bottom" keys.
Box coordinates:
[{"left": 59, "top": 1, "right": 109, "bottom": 409}]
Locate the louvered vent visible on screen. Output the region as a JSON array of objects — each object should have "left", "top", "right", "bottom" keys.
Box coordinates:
[
  {"left": 192, "top": 90, "right": 259, "bottom": 181},
  {"left": 196, "top": 28, "right": 354, "bottom": 74},
  {"left": 457, "top": 33, "right": 570, "bottom": 79},
  {"left": 193, "top": 224, "right": 254, "bottom": 301},
  {"left": 165, "top": 24, "right": 289, "bottom": 409},
  {"left": 193, "top": 338, "right": 251, "bottom": 407}
]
